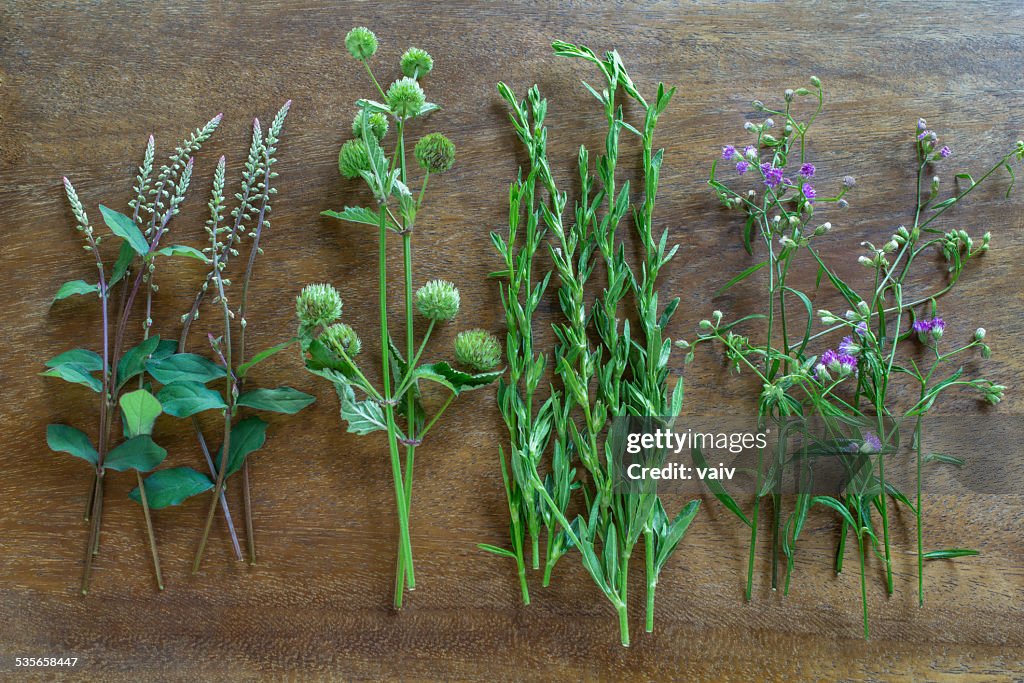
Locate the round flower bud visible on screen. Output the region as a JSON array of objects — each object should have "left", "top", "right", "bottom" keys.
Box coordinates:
[
  {"left": 415, "top": 279, "right": 460, "bottom": 321},
  {"left": 338, "top": 139, "right": 371, "bottom": 179},
  {"left": 345, "top": 27, "right": 378, "bottom": 60},
  {"left": 843, "top": 175, "right": 856, "bottom": 188},
  {"left": 974, "top": 327, "right": 986, "bottom": 341},
  {"left": 400, "top": 47, "right": 434, "bottom": 79},
  {"left": 414, "top": 133, "right": 456, "bottom": 174},
  {"left": 810, "top": 76, "right": 822, "bottom": 88},
  {"left": 320, "top": 322, "right": 362, "bottom": 357},
  {"left": 296, "top": 283, "right": 343, "bottom": 327},
  {"left": 386, "top": 77, "right": 426, "bottom": 118},
  {"left": 352, "top": 109, "right": 388, "bottom": 141},
  {"left": 454, "top": 329, "right": 501, "bottom": 372}
]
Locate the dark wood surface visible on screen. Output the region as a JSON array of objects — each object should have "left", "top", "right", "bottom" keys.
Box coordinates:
[{"left": 2, "top": 1, "right": 1022, "bottom": 680}]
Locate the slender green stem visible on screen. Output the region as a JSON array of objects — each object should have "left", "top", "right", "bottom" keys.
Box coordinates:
[{"left": 644, "top": 528, "right": 656, "bottom": 632}]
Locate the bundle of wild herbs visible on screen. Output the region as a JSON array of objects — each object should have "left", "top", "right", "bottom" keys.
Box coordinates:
[
  {"left": 487, "top": 43, "right": 700, "bottom": 647},
  {"left": 684, "top": 78, "right": 1019, "bottom": 637},
  {"left": 48, "top": 116, "right": 221, "bottom": 592},
  {"left": 296, "top": 28, "right": 502, "bottom": 608}
]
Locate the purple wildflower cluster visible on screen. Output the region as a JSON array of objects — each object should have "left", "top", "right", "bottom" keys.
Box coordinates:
[
  {"left": 847, "top": 431, "right": 883, "bottom": 454},
  {"left": 914, "top": 316, "right": 945, "bottom": 341},
  {"left": 802, "top": 182, "right": 816, "bottom": 202},
  {"left": 838, "top": 335, "right": 860, "bottom": 355},
  {"left": 724, "top": 145, "right": 756, "bottom": 174},
  {"left": 917, "top": 118, "right": 951, "bottom": 158},
  {"left": 760, "top": 162, "right": 784, "bottom": 188},
  {"left": 813, "top": 346, "right": 858, "bottom": 382},
  {"left": 799, "top": 163, "right": 815, "bottom": 178}
]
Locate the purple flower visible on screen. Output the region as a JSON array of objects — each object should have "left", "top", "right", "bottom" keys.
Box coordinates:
[
  {"left": 855, "top": 322, "right": 867, "bottom": 337},
  {"left": 940, "top": 146, "right": 951, "bottom": 158},
  {"left": 799, "top": 163, "right": 816, "bottom": 178},
  {"left": 722, "top": 145, "right": 737, "bottom": 160},
  {"left": 743, "top": 145, "right": 757, "bottom": 158},
  {"left": 914, "top": 316, "right": 946, "bottom": 341},
  {"left": 917, "top": 130, "right": 931, "bottom": 141},
  {"left": 862, "top": 432, "right": 882, "bottom": 453},
  {"left": 736, "top": 160, "right": 750, "bottom": 175},
  {"left": 839, "top": 353, "right": 858, "bottom": 373},
  {"left": 802, "top": 183, "right": 816, "bottom": 202},
  {"left": 821, "top": 349, "right": 839, "bottom": 367},
  {"left": 838, "top": 336, "right": 859, "bottom": 355},
  {"left": 930, "top": 317, "right": 945, "bottom": 339},
  {"left": 918, "top": 118, "right": 927, "bottom": 131},
  {"left": 843, "top": 176, "right": 856, "bottom": 188},
  {"left": 762, "top": 165, "right": 784, "bottom": 189},
  {"left": 913, "top": 319, "right": 932, "bottom": 334}
]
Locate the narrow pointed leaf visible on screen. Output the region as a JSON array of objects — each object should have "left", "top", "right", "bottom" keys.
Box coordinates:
[
  {"left": 100, "top": 204, "right": 149, "bottom": 255},
  {"left": 52, "top": 280, "right": 99, "bottom": 305}
]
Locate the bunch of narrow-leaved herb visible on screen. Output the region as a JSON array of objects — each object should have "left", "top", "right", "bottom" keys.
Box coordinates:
[
  {"left": 296, "top": 28, "right": 502, "bottom": 608},
  {"left": 136, "top": 102, "right": 315, "bottom": 573},
  {"left": 685, "top": 78, "right": 1020, "bottom": 637},
  {"left": 47, "top": 115, "right": 220, "bottom": 592},
  {"left": 492, "top": 43, "right": 700, "bottom": 647}
]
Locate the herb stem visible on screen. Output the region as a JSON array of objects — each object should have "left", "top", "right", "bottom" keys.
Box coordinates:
[{"left": 135, "top": 470, "right": 164, "bottom": 589}]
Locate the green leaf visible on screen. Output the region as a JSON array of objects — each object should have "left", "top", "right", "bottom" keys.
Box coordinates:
[
  {"left": 40, "top": 363, "right": 102, "bottom": 392},
  {"left": 717, "top": 261, "right": 766, "bottom": 295},
  {"left": 45, "top": 349, "right": 102, "bottom": 372},
  {"left": 415, "top": 362, "right": 504, "bottom": 395},
  {"left": 157, "top": 381, "right": 226, "bottom": 417},
  {"left": 46, "top": 424, "right": 98, "bottom": 465},
  {"left": 119, "top": 389, "right": 163, "bottom": 437},
  {"left": 146, "top": 353, "right": 226, "bottom": 385},
  {"left": 692, "top": 445, "right": 750, "bottom": 527},
  {"left": 116, "top": 334, "right": 161, "bottom": 387},
  {"left": 923, "top": 548, "right": 979, "bottom": 560},
  {"left": 337, "top": 382, "right": 387, "bottom": 435},
  {"left": 152, "top": 339, "right": 178, "bottom": 361},
  {"left": 782, "top": 286, "right": 814, "bottom": 356},
  {"left": 104, "top": 435, "right": 167, "bottom": 472},
  {"left": 321, "top": 206, "right": 392, "bottom": 228},
  {"left": 99, "top": 204, "right": 149, "bottom": 255},
  {"left": 237, "top": 386, "right": 316, "bottom": 414},
  {"left": 923, "top": 452, "right": 965, "bottom": 467},
  {"left": 109, "top": 241, "right": 136, "bottom": 287},
  {"left": 52, "top": 280, "right": 99, "bottom": 305},
  {"left": 810, "top": 495, "right": 858, "bottom": 531},
  {"left": 304, "top": 338, "right": 360, "bottom": 384},
  {"left": 236, "top": 339, "right": 297, "bottom": 378},
  {"left": 222, "top": 416, "right": 269, "bottom": 477},
  {"left": 129, "top": 467, "right": 213, "bottom": 509},
  {"left": 654, "top": 499, "right": 701, "bottom": 573},
  {"left": 156, "top": 245, "right": 210, "bottom": 262},
  {"left": 477, "top": 544, "right": 517, "bottom": 559}
]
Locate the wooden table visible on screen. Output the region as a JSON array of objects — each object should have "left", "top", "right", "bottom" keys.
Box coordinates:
[{"left": 2, "top": 1, "right": 1022, "bottom": 680}]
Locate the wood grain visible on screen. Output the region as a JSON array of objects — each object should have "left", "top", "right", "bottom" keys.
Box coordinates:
[{"left": 1, "top": 1, "right": 1023, "bottom": 680}]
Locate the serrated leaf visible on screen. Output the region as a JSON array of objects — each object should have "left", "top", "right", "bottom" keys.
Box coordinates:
[
  {"left": 46, "top": 424, "right": 98, "bottom": 465},
  {"left": 146, "top": 353, "right": 226, "bottom": 385},
  {"left": 119, "top": 389, "right": 162, "bottom": 437},
  {"left": 104, "top": 435, "right": 167, "bottom": 472},
  {"left": 116, "top": 334, "right": 161, "bottom": 387},
  {"left": 129, "top": 467, "right": 213, "bottom": 509},
  {"left": 100, "top": 204, "right": 149, "bottom": 255},
  {"left": 415, "top": 362, "right": 504, "bottom": 395},
  {"left": 157, "top": 381, "right": 226, "bottom": 417},
  {"left": 156, "top": 244, "right": 210, "bottom": 262},
  {"left": 52, "top": 280, "right": 99, "bottom": 305},
  {"left": 337, "top": 382, "right": 386, "bottom": 435},
  {"left": 45, "top": 348, "right": 102, "bottom": 372},
  {"left": 40, "top": 363, "right": 102, "bottom": 392},
  {"left": 237, "top": 386, "right": 316, "bottom": 414}
]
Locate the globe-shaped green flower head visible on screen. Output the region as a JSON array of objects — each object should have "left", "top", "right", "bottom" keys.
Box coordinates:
[
  {"left": 338, "top": 139, "right": 371, "bottom": 179},
  {"left": 345, "top": 26, "right": 378, "bottom": 60},
  {"left": 400, "top": 47, "right": 434, "bottom": 79},
  {"left": 454, "top": 329, "right": 501, "bottom": 372},
  {"left": 415, "top": 280, "right": 460, "bottom": 321},
  {"left": 296, "top": 283, "right": 343, "bottom": 328},
  {"left": 320, "top": 322, "right": 362, "bottom": 357},
  {"left": 386, "top": 77, "right": 426, "bottom": 118},
  {"left": 352, "top": 109, "right": 388, "bottom": 142},
  {"left": 414, "top": 133, "right": 455, "bottom": 174}
]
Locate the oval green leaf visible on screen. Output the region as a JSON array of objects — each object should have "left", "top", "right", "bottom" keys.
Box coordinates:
[
  {"left": 99, "top": 204, "right": 149, "bottom": 255},
  {"left": 104, "top": 435, "right": 167, "bottom": 472},
  {"left": 116, "top": 335, "right": 161, "bottom": 387},
  {"left": 146, "top": 353, "right": 226, "bottom": 385},
  {"left": 129, "top": 467, "right": 214, "bottom": 509},
  {"left": 45, "top": 349, "right": 103, "bottom": 372},
  {"left": 236, "top": 386, "right": 316, "bottom": 414},
  {"left": 40, "top": 363, "right": 102, "bottom": 392},
  {"left": 119, "top": 389, "right": 163, "bottom": 437},
  {"left": 52, "top": 280, "right": 99, "bottom": 305},
  {"left": 157, "top": 381, "right": 226, "bottom": 417},
  {"left": 46, "top": 424, "right": 98, "bottom": 465}
]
